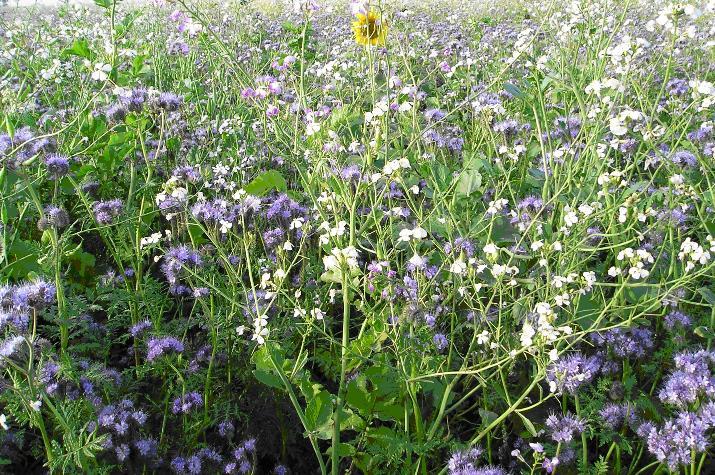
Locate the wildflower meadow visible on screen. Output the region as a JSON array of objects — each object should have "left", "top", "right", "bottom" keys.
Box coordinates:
[{"left": 1, "top": 0, "right": 715, "bottom": 473}]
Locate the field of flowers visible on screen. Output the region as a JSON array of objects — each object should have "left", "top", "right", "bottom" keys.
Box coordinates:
[{"left": 1, "top": 0, "right": 715, "bottom": 473}]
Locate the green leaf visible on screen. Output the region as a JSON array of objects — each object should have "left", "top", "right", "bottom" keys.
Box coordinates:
[
  {"left": 431, "top": 163, "right": 452, "bottom": 192},
  {"left": 462, "top": 152, "right": 486, "bottom": 171},
  {"left": 516, "top": 412, "right": 538, "bottom": 437},
  {"left": 455, "top": 169, "right": 482, "bottom": 197},
  {"left": 698, "top": 287, "right": 715, "bottom": 305},
  {"left": 327, "top": 442, "right": 355, "bottom": 457},
  {"left": 624, "top": 285, "right": 659, "bottom": 305},
  {"left": 374, "top": 401, "right": 403, "bottom": 422},
  {"left": 694, "top": 326, "right": 715, "bottom": 339},
  {"left": 60, "top": 39, "right": 94, "bottom": 60},
  {"left": 504, "top": 82, "right": 527, "bottom": 100},
  {"left": 187, "top": 223, "right": 207, "bottom": 246},
  {"left": 66, "top": 248, "right": 96, "bottom": 277},
  {"left": 319, "top": 268, "right": 342, "bottom": 284},
  {"left": 489, "top": 218, "right": 519, "bottom": 245},
  {"left": 346, "top": 380, "right": 373, "bottom": 416},
  {"left": 243, "top": 170, "right": 287, "bottom": 196},
  {"left": 252, "top": 346, "right": 285, "bottom": 389},
  {"left": 5, "top": 239, "right": 41, "bottom": 278},
  {"left": 575, "top": 293, "right": 600, "bottom": 330},
  {"left": 479, "top": 408, "right": 498, "bottom": 425},
  {"left": 305, "top": 390, "right": 333, "bottom": 431},
  {"left": 252, "top": 369, "right": 283, "bottom": 389}
]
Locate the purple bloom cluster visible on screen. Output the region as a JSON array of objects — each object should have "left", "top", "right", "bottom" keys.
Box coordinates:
[
  {"left": 160, "top": 245, "right": 204, "bottom": 294},
  {"left": 637, "top": 403, "right": 715, "bottom": 471},
  {"left": 126, "top": 88, "right": 148, "bottom": 112},
  {"left": 172, "top": 391, "right": 203, "bottom": 414},
  {"left": 217, "top": 420, "right": 234, "bottom": 438},
  {"left": 221, "top": 438, "right": 257, "bottom": 474},
  {"left": 666, "top": 78, "right": 689, "bottom": 96},
  {"left": 39, "top": 360, "right": 99, "bottom": 404},
  {"left": 157, "top": 92, "right": 182, "bottom": 112},
  {"left": 664, "top": 310, "right": 691, "bottom": 330},
  {"left": 0, "top": 280, "right": 57, "bottom": 333},
  {"left": 93, "top": 199, "right": 124, "bottom": 225},
  {"left": 447, "top": 446, "right": 483, "bottom": 475},
  {"left": 0, "top": 336, "right": 25, "bottom": 360},
  {"left": 188, "top": 345, "right": 216, "bottom": 373},
  {"left": 37, "top": 205, "right": 70, "bottom": 231},
  {"left": 191, "top": 199, "right": 231, "bottom": 224},
  {"left": 262, "top": 227, "right": 285, "bottom": 249},
  {"left": 600, "top": 403, "right": 637, "bottom": 430},
  {"left": 510, "top": 195, "right": 547, "bottom": 226},
  {"left": 545, "top": 413, "right": 585, "bottom": 443},
  {"left": 264, "top": 193, "right": 306, "bottom": 223},
  {"left": 546, "top": 352, "right": 601, "bottom": 395},
  {"left": 590, "top": 327, "right": 653, "bottom": 359},
  {"left": 146, "top": 337, "right": 185, "bottom": 361},
  {"left": 106, "top": 103, "right": 128, "bottom": 124},
  {"left": 433, "top": 333, "right": 448, "bottom": 351},
  {"left": 444, "top": 237, "right": 475, "bottom": 258},
  {"left": 93, "top": 399, "right": 156, "bottom": 465},
  {"left": 173, "top": 164, "right": 201, "bottom": 183},
  {"left": 471, "top": 468, "right": 507, "bottom": 475},
  {"left": 0, "top": 127, "right": 56, "bottom": 169},
  {"left": 44, "top": 153, "right": 70, "bottom": 179},
  {"left": 552, "top": 116, "right": 582, "bottom": 141},
  {"left": 493, "top": 118, "right": 521, "bottom": 138},
  {"left": 658, "top": 349, "right": 715, "bottom": 407},
  {"left": 670, "top": 150, "right": 698, "bottom": 168},
  {"left": 130, "top": 320, "right": 153, "bottom": 337}
]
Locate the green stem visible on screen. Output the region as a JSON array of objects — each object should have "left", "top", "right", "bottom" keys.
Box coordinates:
[
  {"left": 332, "top": 269, "right": 351, "bottom": 475},
  {"left": 574, "top": 395, "right": 588, "bottom": 466}
]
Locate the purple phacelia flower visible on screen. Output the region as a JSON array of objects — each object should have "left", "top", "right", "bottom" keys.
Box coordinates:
[
  {"left": 447, "top": 446, "right": 483, "bottom": 475},
  {"left": 590, "top": 327, "right": 653, "bottom": 358},
  {"left": 93, "top": 199, "right": 124, "bottom": 225},
  {"left": 433, "top": 333, "right": 449, "bottom": 351},
  {"left": 658, "top": 349, "right": 715, "bottom": 407},
  {"left": 130, "top": 320, "right": 152, "bottom": 337},
  {"left": 546, "top": 352, "right": 601, "bottom": 395},
  {"left": 44, "top": 153, "right": 70, "bottom": 179},
  {"left": 600, "top": 403, "right": 637, "bottom": 430},
  {"left": 106, "top": 103, "right": 127, "bottom": 124},
  {"left": 545, "top": 412, "right": 585, "bottom": 443},
  {"left": 671, "top": 150, "right": 698, "bottom": 167},
  {"left": 146, "top": 337, "right": 184, "bottom": 361},
  {"left": 664, "top": 310, "right": 691, "bottom": 330},
  {"left": 172, "top": 391, "right": 203, "bottom": 414},
  {"left": 157, "top": 92, "right": 182, "bottom": 112}
]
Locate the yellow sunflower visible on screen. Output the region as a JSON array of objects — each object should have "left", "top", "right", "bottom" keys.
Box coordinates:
[{"left": 352, "top": 10, "right": 388, "bottom": 46}]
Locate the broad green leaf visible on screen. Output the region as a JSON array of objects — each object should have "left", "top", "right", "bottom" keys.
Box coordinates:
[
  {"left": 504, "top": 82, "right": 527, "bottom": 99},
  {"left": 252, "top": 369, "right": 283, "bottom": 390},
  {"left": 305, "top": 390, "right": 333, "bottom": 431},
  {"left": 346, "top": 380, "right": 372, "bottom": 416},
  {"left": 5, "top": 239, "right": 42, "bottom": 278},
  {"left": 243, "top": 170, "right": 287, "bottom": 196},
  {"left": 374, "top": 401, "right": 403, "bottom": 422},
  {"left": 479, "top": 408, "right": 498, "bottom": 425},
  {"left": 61, "top": 39, "right": 94, "bottom": 60},
  {"left": 455, "top": 169, "right": 482, "bottom": 197},
  {"left": 698, "top": 287, "right": 715, "bottom": 305}
]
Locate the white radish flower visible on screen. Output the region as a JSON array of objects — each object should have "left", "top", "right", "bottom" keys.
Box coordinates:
[
  {"left": 449, "top": 259, "right": 467, "bottom": 275},
  {"left": 91, "top": 63, "right": 111, "bottom": 81}
]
